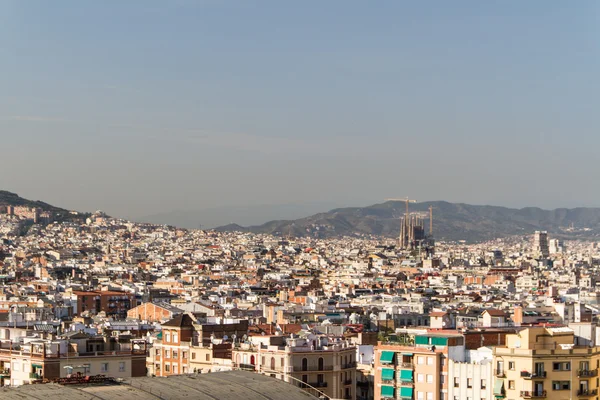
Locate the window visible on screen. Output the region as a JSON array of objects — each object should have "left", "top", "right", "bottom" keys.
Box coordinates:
[
  {"left": 552, "top": 381, "right": 570, "bottom": 390},
  {"left": 454, "top": 377, "right": 459, "bottom": 388},
  {"left": 192, "top": 352, "right": 196, "bottom": 360},
  {"left": 173, "top": 364, "right": 178, "bottom": 374},
  {"left": 553, "top": 362, "right": 570, "bottom": 371},
  {"left": 440, "top": 357, "right": 446, "bottom": 367},
  {"left": 427, "top": 393, "right": 433, "bottom": 400},
  {"left": 440, "top": 375, "right": 445, "bottom": 385},
  {"left": 302, "top": 358, "right": 308, "bottom": 371},
  {"left": 580, "top": 361, "right": 589, "bottom": 371},
  {"left": 417, "top": 392, "right": 424, "bottom": 400},
  {"left": 165, "top": 364, "right": 170, "bottom": 372},
  {"left": 418, "top": 356, "right": 425, "bottom": 365},
  {"left": 206, "top": 354, "right": 210, "bottom": 361},
  {"left": 467, "top": 378, "right": 472, "bottom": 388},
  {"left": 508, "top": 361, "right": 515, "bottom": 370},
  {"left": 172, "top": 350, "right": 178, "bottom": 359},
  {"left": 318, "top": 357, "right": 324, "bottom": 371},
  {"left": 173, "top": 333, "right": 178, "bottom": 342},
  {"left": 427, "top": 374, "right": 433, "bottom": 383},
  {"left": 101, "top": 363, "right": 108, "bottom": 373},
  {"left": 119, "top": 362, "right": 125, "bottom": 372},
  {"left": 165, "top": 350, "right": 170, "bottom": 358},
  {"left": 155, "top": 349, "right": 160, "bottom": 356},
  {"left": 281, "top": 358, "right": 285, "bottom": 367},
  {"left": 481, "top": 379, "right": 486, "bottom": 389},
  {"left": 427, "top": 357, "right": 434, "bottom": 365},
  {"left": 418, "top": 374, "right": 425, "bottom": 382},
  {"left": 508, "top": 380, "right": 515, "bottom": 390},
  {"left": 165, "top": 331, "right": 171, "bottom": 342}
]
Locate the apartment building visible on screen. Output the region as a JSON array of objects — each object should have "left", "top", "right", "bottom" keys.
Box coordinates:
[
  {"left": 232, "top": 335, "right": 357, "bottom": 400},
  {"left": 147, "top": 314, "right": 246, "bottom": 376},
  {"left": 0, "top": 332, "right": 147, "bottom": 386},
  {"left": 493, "top": 326, "right": 600, "bottom": 400}
]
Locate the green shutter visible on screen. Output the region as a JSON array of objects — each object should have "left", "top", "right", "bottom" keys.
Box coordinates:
[
  {"left": 415, "top": 336, "right": 429, "bottom": 345},
  {"left": 399, "top": 369, "right": 413, "bottom": 381},
  {"left": 381, "top": 385, "right": 395, "bottom": 397},
  {"left": 380, "top": 351, "right": 395, "bottom": 363},
  {"left": 381, "top": 368, "right": 395, "bottom": 381},
  {"left": 431, "top": 337, "right": 448, "bottom": 346},
  {"left": 400, "top": 387, "right": 414, "bottom": 397},
  {"left": 494, "top": 379, "right": 504, "bottom": 396}
]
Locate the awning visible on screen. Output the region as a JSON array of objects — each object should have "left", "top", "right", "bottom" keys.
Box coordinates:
[
  {"left": 494, "top": 379, "right": 504, "bottom": 396},
  {"left": 399, "top": 369, "right": 413, "bottom": 380},
  {"left": 401, "top": 352, "right": 413, "bottom": 356},
  {"left": 381, "top": 368, "right": 395, "bottom": 381},
  {"left": 32, "top": 364, "right": 43, "bottom": 368},
  {"left": 380, "top": 351, "right": 395, "bottom": 364},
  {"left": 400, "top": 387, "right": 414, "bottom": 398},
  {"left": 381, "top": 385, "right": 394, "bottom": 397}
]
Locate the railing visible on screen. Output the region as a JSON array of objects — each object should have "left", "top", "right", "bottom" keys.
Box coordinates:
[
  {"left": 342, "top": 362, "right": 357, "bottom": 369},
  {"left": 344, "top": 379, "right": 353, "bottom": 385},
  {"left": 494, "top": 369, "right": 505, "bottom": 377},
  {"left": 397, "top": 362, "right": 413, "bottom": 369},
  {"left": 29, "top": 373, "right": 41, "bottom": 380},
  {"left": 577, "top": 389, "right": 598, "bottom": 397},
  {"left": 399, "top": 381, "right": 414, "bottom": 387},
  {"left": 0, "top": 369, "right": 10, "bottom": 376},
  {"left": 308, "top": 382, "right": 328, "bottom": 388},
  {"left": 521, "top": 371, "right": 547, "bottom": 379},
  {"left": 520, "top": 390, "right": 547, "bottom": 398},
  {"left": 578, "top": 369, "right": 598, "bottom": 377}
]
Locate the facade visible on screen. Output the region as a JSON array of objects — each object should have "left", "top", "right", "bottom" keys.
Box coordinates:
[
  {"left": 232, "top": 336, "right": 357, "bottom": 400},
  {"left": 533, "top": 231, "right": 550, "bottom": 259},
  {"left": 493, "top": 326, "right": 600, "bottom": 400},
  {"left": 69, "top": 290, "right": 135, "bottom": 319},
  {"left": 0, "top": 333, "right": 147, "bottom": 386},
  {"left": 127, "top": 302, "right": 182, "bottom": 322}
]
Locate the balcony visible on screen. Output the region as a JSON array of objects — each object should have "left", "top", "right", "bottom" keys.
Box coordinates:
[
  {"left": 0, "top": 369, "right": 10, "bottom": 377},
  {"left": 577, "top": 389, "right": 598, "bottom": 397},
  {"left": 521, "top": 371, "right": 547, "bottom": 379},
  {"left": 308, "top": 382, "right": 327, "bottom": 388},
  {"left": 520, "top": 391, "right": 547, "bottom": 398},
  {"left": 397, "top": 362, "right": 413, "bottom": 369},
  {"left": 578, "top": 369, "right": 598, "bottom": 378},
  {"left": 399, "top": 381, "right": 414, "bottom": 387},
  {"left": 29, "top": 373, "right": 41, "bottom": 380},
  {"left": 494, "top": 369, "right": 506, "bottom": 378},
  {"left": 342, "top": 362, "right": 357, "bottom": 369},
  {"left": 344, "top": 379, "right": 353, "bottom": 385}
]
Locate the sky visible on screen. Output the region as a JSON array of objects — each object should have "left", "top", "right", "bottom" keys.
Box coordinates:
[{"left": 0, "top": 1, "right": 599, "bottom": 225}]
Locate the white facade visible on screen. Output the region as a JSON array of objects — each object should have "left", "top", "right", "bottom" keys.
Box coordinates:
[{"left": 446, "top": 356, "right": 493, "bottom": 400}]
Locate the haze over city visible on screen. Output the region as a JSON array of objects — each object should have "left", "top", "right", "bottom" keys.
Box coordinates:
[{"left": 1, "top": 1, "right": 599, "bottom": 226}]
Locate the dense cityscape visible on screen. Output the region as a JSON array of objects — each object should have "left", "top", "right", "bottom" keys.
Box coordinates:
[{"left": 1, "top": 202, "right": 600, "bottom": 400}]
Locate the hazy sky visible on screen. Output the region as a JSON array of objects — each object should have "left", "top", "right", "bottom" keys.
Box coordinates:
[{"left": 1, "top": 1, "right": 598, "bottom": 220}]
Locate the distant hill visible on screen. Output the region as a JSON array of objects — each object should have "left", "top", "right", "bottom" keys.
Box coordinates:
[
  {"left": 215, "top": 201, "right": 600, "bottom": 242},
  {"left": 0, "top": 190, "right": 84, "bottom": 221}
]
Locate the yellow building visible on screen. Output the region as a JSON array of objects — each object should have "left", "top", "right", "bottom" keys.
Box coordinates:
[{"left": 493, "top": 326, "right": 600, "bottom": 400}]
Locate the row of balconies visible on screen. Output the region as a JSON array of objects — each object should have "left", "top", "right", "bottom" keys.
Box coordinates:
[{"left": 500, "top": 369, "right": 598, "bottom": 379}]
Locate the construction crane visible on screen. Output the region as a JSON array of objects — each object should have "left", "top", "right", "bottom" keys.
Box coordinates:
[
  {"left": 429, "top": 205, "right": 434, "bottom": 236},
  {"left": 385, "top": 197, "right": 417, "bottom": 219}
]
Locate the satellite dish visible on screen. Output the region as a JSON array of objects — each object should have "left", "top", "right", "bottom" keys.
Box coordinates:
[{"left": 223, "top": 335, "right": 229, "bottom": 341}]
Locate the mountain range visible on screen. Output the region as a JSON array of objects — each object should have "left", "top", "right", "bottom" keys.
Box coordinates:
[
  {"left": 3, "top": 190, "right": 600, "bottom": 242},
  {"left": 215, "top": 201, "right": 600, "bottom": 242}
]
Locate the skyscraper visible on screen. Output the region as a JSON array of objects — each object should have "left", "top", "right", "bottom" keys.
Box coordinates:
[{"left": 533, "top": 231, "right": 549, "bottom": 258}]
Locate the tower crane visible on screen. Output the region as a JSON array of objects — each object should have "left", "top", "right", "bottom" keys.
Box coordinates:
[{"left": 385, "top": 197, "right": 417, "bottom": 220}]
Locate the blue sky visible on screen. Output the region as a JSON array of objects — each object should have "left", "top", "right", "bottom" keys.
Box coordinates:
[{"left": 0, "top": 1, "right": 598, "bottom": 221}]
